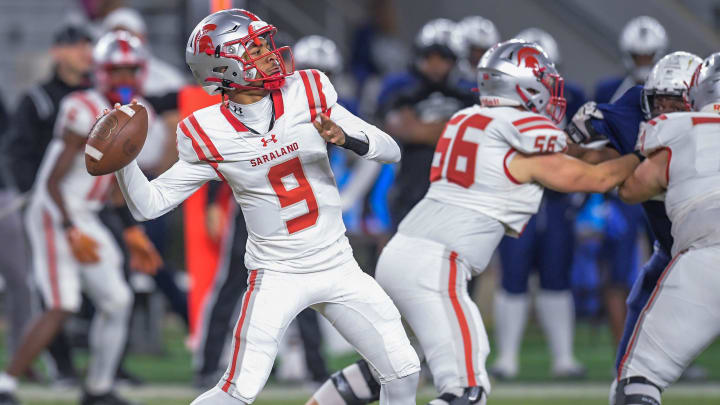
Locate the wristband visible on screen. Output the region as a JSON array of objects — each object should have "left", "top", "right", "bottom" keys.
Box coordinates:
[
  {"left": 632, "top": 150, "right": 646, "bottom": 162},
  {"left": 339, "top": 132, "right": 369, "bottom": 156}
]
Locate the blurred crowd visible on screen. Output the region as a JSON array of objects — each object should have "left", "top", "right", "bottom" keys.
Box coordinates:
[{"left": 0, "top": 0, "right": 698, "bottom": 399}]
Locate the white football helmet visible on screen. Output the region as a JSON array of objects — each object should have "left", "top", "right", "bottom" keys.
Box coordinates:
[
  {"left": 477, "top": 40, "right": 566, "bottom": 123},
  {"left": 455, "top": 16, "right": 500, "bottom": 58},
  {"left": 619, "top": 16, "right": 668, "bottom": 82},
  {"left": 688, "top": 52, "right": 720, "bottom": 112},
  {"left": 515, "top": 28, "right": 560, "bottom": 66},
  {"left": 185, "top": 8, "right": 293, "bottom": 94},
  {"left": 93, "top": 30, "right": 149, "bottom": 104},
  {"left": 293, "top": 35, "right": 342, "bottom": 75},
  {"left": 641, "top": 51, "right": 701, "bottom": 119},
  {"left": 415, "top": 18, "right": 460, "bottom": 60}
]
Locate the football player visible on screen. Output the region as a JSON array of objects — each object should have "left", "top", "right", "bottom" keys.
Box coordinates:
[
  {"left": 611, "top": 52, "right": 720, "bottom": 405},
  {"left": 565, "top": 51, "right": 703, "bottom": 402},
  {"left": 111, "top": 9, "right": 420, "bottom": 405},
  {"left": 452, "top": 16, "right": 500, "bottom": 90},
  {"left": 307, "top": 40, "right": 641, "bottom": 405},
  {"left": 490, "top": 28, "right": 587, "bottom": 380},
  {"left": 0, "top": 31, "right": 161, "bottom": 405},
  {"left": 378, "top": 18, "right": 475, "bottom": 228},
  {"left": 595, "top": 16, "right": 668, "bottom": 104}
]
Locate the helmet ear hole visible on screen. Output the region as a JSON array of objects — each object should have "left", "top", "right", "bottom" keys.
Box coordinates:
[{"left": 213, "top": 66, "right": 228, "bottom": 73}]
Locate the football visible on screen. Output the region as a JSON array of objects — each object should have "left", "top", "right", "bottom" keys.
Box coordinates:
[{"left": 85, "top": 103, "right": 148, "bottom": 176}]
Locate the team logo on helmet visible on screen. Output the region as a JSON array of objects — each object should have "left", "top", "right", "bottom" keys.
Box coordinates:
[
  {"left": 194, "top": 24, "right": 218, "bottom": 55},
  {"left": 517, "top": 47, "right": 541, "bottom": 69}
]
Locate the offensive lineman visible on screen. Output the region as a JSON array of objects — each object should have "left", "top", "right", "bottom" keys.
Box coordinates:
[
  {"left": 612, "top": 52, "right": 720, "bottom": 405},
  {"left": 0, "top": 31, "right": 161, "bottom": 405},
  {"left": 307, "top": 40, "right": 641, "bottom": 405},
  {"left": 565, "top": 51, "right": 704, "bottom": 398},
  {"left": 111, "top": 9, "right": 420, "bottom": 405}
]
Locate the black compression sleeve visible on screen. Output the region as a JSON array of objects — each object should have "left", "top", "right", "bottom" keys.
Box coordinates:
[{"left": 339, "top": 131, "right": 369, "bottom": 156}]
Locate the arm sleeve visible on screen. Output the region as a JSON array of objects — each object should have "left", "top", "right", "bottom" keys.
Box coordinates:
[
  {"left": 331, "top": 104, "right": 401, "bottom": 163},
  {"left": 115, "top": 158, "right": 218, "bottom": 221}
]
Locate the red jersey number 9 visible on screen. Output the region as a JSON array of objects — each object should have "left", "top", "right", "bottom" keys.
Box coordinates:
[
  {"left": 430, "top": 114, "right": 493, "bottom": 188},
  {"left": 268, "top": 157, "right": 319, "bottom": 234}
]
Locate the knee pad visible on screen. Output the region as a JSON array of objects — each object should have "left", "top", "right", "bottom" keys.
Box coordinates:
[
  {"left": 614, "top": 376, "right": 662, "bottom": 405},
  {"left": 429, "top": 387, "right": 486, "bottom": 405},
  {"left": 315, "top": 360, "right": 380, "bottom": 405}
]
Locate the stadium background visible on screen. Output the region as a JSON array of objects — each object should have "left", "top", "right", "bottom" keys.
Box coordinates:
[{"left": 0, "top": 0, "right": 719, "bottom": 404}]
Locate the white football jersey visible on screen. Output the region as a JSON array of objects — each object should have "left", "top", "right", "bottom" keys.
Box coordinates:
[
  {"left": 31, "top": 90, "right": 156, "bottom": 215},
  {"left": 638, "top": 110, "right": 720, "bottom": 255},
  {"left": 116, "top": 69, "right": 400, "bottom": 273},
  {"left": 423, "top": 105, "right": 567, "bottom": 236}
]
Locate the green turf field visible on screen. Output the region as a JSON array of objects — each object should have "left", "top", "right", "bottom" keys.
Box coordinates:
[{"left": 7, "top": 318, "right": 720, "bottom": 404}]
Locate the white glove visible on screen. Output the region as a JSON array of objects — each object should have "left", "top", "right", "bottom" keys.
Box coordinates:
[{"left": 566, "top": 102, "right": 605, "bottom": 144}]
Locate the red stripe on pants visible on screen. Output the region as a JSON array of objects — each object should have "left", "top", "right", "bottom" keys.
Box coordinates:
[
  {"left": 447, "top": 251, "right": 476, "bottom": 386},
  {"left": 222, "top": 270, "right": 259, "bottom": 392},
  {"left": 43, "top": 211, "right": 60, "bottom": 308},
  {"left": 617, "top": 251, "right": 684, "bottom": 380}
]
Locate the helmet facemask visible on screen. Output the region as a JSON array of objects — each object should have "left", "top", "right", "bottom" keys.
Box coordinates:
[
  {"left": 203, "top": 22, "right": 294, "bottom": 92},
  {"left": 515, "top": 67, "right": 566, "bottom": 124},
  {"left": 222, "top": 24, "right": 293, "bottom": 89}
]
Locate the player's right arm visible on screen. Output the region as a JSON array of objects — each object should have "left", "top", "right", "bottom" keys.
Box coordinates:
[
  {"left": 507, "top": 151, "right": 641, "bottom": 193},
  {"left": 115, "top": 158, "right": 218, "bottom": 221}
]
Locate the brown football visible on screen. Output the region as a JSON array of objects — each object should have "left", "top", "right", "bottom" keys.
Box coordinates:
[{"left": 85, "top": 103, "right": 148, "bottom": 176}]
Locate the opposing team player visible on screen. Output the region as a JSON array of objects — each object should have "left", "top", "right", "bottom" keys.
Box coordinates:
[
  {"left": 307, "top": 40, "right": 641, "bottom": 405},
  {"left": 0, "top": 31, "right": 161, "bottom": 405},
  {"left": 111, "top": 9, "right": 420, "bottom": 405},
  {"left": 566, "top": 51, "right": 703, "bottom": 402},
  {"left": 611, "top": 52, "right": 720, "bottom": 405}
]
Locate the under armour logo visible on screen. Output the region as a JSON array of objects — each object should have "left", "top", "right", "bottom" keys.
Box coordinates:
[{"left": 261, "top": 134, "right": 277, "bottom": 147}]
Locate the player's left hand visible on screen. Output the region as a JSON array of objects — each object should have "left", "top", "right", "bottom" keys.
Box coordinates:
[
  {"left": 313, "top": 113, "right": 346, "bottom": 146},
  {"left": 96, "top": 99, "right": 140, "bottom": 120},
  {"left": 123, "top": 225, "right": 163, "bottom": 275}
]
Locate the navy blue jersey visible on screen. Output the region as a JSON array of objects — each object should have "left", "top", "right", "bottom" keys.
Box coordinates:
[{"left": 588, "top": 85, "right": 673, "bottom": 254}]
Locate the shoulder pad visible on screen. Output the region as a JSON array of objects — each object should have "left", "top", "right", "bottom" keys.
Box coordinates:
[
  {"left": 500, "top": 110, "right": 567, "bottom": 153},
  {"left": 176, "top": 110, "right": 225, "bottom": 164},
  {"left": 637, "top": 113, "right": 688, "bottom": 155},
  {"left": 57, "top": 90, "right": 107, "bottom": 138},
  {"left": 289, "top": 69, "right": 338, "bottom": 122}
]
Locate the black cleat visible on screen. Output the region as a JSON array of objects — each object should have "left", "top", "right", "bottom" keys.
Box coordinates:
[{"left": 81, "top": 391, "right": 140, "bottom": 405}]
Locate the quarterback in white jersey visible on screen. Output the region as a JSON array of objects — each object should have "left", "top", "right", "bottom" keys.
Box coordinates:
[
  {"left": 112, "top": 9, "right": 419, "bottom": 405},
  {"left": 612, "top": 53, "right": 720, "bottom": 405},
  {"left": 308, "top": 40, "right": 641, "bottom": 405},
  {"left": 0, "top": 31, "right": 161, "bottom": 405}
]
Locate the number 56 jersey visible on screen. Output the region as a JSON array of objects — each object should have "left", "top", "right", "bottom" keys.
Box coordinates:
[
  {"left": 117, "top": 69, "right": 400, "bottom": 273},
  {"left": 424, "top": 105, "right": 567, "bottom": 236}
]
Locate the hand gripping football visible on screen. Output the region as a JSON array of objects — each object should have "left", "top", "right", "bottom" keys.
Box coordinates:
[{"left": 85, "top": 103, "right": 148, "bottom": 176}]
